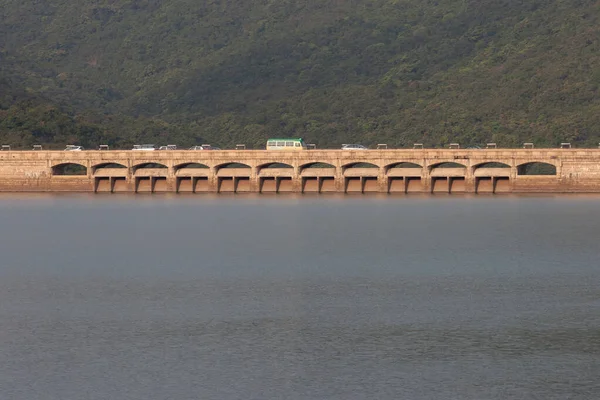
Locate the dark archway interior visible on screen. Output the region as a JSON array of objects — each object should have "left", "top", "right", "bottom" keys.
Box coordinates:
[
  {"left": 388, "top": 162, "right": 422, "bottom": 168},
  {"left": 344, "top": 162, "right": 378, "bottom": 168},
  {"left": 476, "top": 162, "right": 510, "bottom": 168},
  {"left": 431, "top": 162, "right": 466, "bottom": 168},
  {"left": 517, "top": 162, "right": 556, "bottom": 175},
  {"left": 52, "top": 163, "right": 87, "bottom": 175}
]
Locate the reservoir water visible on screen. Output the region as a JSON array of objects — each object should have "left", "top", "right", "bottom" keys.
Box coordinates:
[{"left": 0, "top": 194, "right": 599, "bottom": 399}]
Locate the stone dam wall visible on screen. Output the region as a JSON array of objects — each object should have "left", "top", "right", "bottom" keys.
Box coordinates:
[{"left": 2, "top": 149, "right": 600, "bottom": 194}]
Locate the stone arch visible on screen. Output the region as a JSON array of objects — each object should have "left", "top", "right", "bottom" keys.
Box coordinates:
[
  {"left": 386, "top": 162, "right": 422, "bottom": 169},
  {"left": 299, "top": 162, "right": 336, "bottom": 172},
  {"left": 257, "top": 162, "right": 294, "bottom": 173},
  {"left": 429, "top": 162, "right": 467, "bottom": 170},
  {"left": 385, "top": 162, "right": 422, "bottom": 174},
  {"left": 174, "top": 162, "right": 209, "bottom": 172},
  {"left": 342, "top": 162, "right": 380, "bottom": 170},
  {"left": 92, "top": 162, "right": 127, "bottom": 173},
  {"left": 258, "top": 162, "right": 293, "bottom": 168},
  {"left": 517, "top": 162, "right": 557, "bottom": 176},
  {"left": 215, "top": 162, "right": 251, "bottom": 171},
  {"left": 473, "top": 162, "right": 511, "bottom": 169},
  {"left": 51, "top": 163, "right": 87, "bottom": 176},
  {"left": 132, "top": 162, "right": 168, "bottom": 173}
]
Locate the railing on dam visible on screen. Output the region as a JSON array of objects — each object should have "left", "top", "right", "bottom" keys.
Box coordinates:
[{"left": 2, "top": 149, "right": 600, "bottom": 193}]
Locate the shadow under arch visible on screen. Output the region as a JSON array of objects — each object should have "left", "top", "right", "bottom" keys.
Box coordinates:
[
  {"left": 428, "top": 162, "right": 467, "bottom": 172},
  {"left": 174, "top": 162, "right": 210, "bottom": 172},
  {"left": 132, "top": 162, "right": 168, "bottom": 173},
  {"left": 517, "top": 162, "right": 557, "bottom": 176},
  {"left": 473, "top": 162, "right": 511, "bottom": 169},
  {"left": 52, "top": 163, "right": 87, "bottom": 176},
  {"left": 299, "top": 162, "right": 335, "bottom": 173},
  {"left": 92, "top": 162, "right": 127, "bottom": 173},
  {"left": 257, "top": 162, "right": 293, "bottom": 173},
  {"left": 385, "top": 162, "right": 422, "bottom": 173},
  {"left": 215, "top": 162, "right": 251, "bottom": 172},
  {"left": 342, "top": 162, "right": 379, "bottom": 171}
]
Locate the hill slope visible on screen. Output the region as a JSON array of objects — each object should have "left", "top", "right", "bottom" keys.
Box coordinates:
[{"left": 1, "top": 0, "right": 599, "bottom": 148}]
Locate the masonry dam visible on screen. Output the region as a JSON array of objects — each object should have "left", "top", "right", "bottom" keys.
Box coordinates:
[{"left": 2, "top": 149, "right": 600, "bottom": 194}]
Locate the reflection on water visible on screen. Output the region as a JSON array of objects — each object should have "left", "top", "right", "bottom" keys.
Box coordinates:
[{"left": 0, "top": 195, "right": 599, "bottom": 400}]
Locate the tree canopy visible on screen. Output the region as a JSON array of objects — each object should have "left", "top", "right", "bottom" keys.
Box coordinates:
[{"left": 1, "top": 0, "right": 599, "bottom": 149}]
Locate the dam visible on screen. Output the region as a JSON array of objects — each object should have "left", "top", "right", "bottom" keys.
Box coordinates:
[{"left": 1, "top": 148, "right": 600, "bottom": 193}]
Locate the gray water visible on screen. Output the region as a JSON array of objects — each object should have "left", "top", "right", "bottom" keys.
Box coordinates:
[{"left": 0, "top": 194, "right": 599, "bottom": 400}]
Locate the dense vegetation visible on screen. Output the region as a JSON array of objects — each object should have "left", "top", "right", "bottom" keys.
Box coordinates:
[{"left": 1, "top": 0, "right": 599, "bottom": 149}]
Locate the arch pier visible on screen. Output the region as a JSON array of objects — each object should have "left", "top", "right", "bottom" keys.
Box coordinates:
[{"left": 0, "top": 149, "right": 598, "bottom": 193}]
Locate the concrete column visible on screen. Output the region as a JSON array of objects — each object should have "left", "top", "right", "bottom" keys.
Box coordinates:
[
  {"left": 422, "top": 162, "right": 432, "bottom": 193},
  {"left": 208, "top": 167, "right": 218, "bottom": 192},
  {"left": 334, "top": 165, "right": 344, "bottom": 192},
  {"left": 126, "top": 158, "right": 135, "bottom": 192},
  {"left": 556, "top": 159, "right": 564, "bottom": 183},
  {"left": 378, "top": 167, "right": 387, "bottom": 193},
  {"left": 249, "top": 166, "right": 259, "bottom": 192},
  {"left": 166, "top": 160, "right": 176, "bottom": 192},
  {"left": 465, "top": 163, "right": 476, "bottom": 193},
  {"left": 510, "top": 159, "right": 518, "bottom": 191},
  {"left": 86, "top": 159, "right": 94, "bottom": 192},
  {"left": 291, "top": 166, "right": 302, "bottom": 192}
]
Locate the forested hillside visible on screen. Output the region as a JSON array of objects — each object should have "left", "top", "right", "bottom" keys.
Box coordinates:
[{"left": 1, "top": 0, "right": 599, "bottom": 149}]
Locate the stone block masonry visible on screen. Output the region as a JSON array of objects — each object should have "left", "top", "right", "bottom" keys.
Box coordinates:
[{"left": 1, "top": 149, "right": 600, "bottom": 193}]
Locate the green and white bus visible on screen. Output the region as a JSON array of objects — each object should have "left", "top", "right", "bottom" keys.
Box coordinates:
[{"left": 266, "top": 138, "right": 307, "bottom": 151}]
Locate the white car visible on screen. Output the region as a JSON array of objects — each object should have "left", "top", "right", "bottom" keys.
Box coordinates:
[
  {"left": 132, "top": 144, "right": 157, "bottom": 151},
  {"left": 64, "top": 145, "right": 84, "bottom": 151},
  {"left": 190, "top": 145, "right": 210, "bottom": 150},
  {"left": 341, "top": 144, "right": 368, "bottom": 150},
  {"left": 158, "top": 145, "right": 177, "bottom": 150},
  {"left": 190, "top": 144, "right": 221, "bottom": 150}
]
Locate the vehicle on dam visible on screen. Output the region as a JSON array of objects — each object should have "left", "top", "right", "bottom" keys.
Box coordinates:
[
  {"left": 64, "top": 145, "right": 84, "bottom": 151},
  {"left": 341, "top": 144, "right": 368, "bottom": 150},
  {"left": 266, "top": 138, "right": 307, "bottom": 150},
  {"left": 158, "top": 145, "right": 178, "bottom": 150},
  {"left": 132, "top": 144, "right": 157, "bottom": 151},
  {"left": 189, "top": 144, "right": 221, "bottom": 150}
]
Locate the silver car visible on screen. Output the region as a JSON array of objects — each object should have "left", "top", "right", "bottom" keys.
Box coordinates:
[
  {"left": 190, "top": 144, "right": 221, "bottom": 150},
  {"left": 132, "top": 144, "right": 157, "bottom": 151},
  {"left": 341, "top": 144, "right": 368, "bottom": 150}
]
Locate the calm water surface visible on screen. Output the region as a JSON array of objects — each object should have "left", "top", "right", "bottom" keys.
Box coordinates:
[{"left": 0, "top": 194, "right": 599, "bottom": 399}]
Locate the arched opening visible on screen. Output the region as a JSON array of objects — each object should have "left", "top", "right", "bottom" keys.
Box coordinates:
[
  {"left": 300, "top": 162, "right": 336, "bottom": 190},
  {"left": 430, "top": 162, "right": 467, "bottom": 193},
  {"left": 386, "top": 162, "right": 422, "bottom": 169},
  {"left": 216, "top": 162, "right": 251, "bottom": 170},
  {"left": 386, "top": 162, "right": 423, "bottom": 192},
  {"left": 343, "top": 162, "right": 379, "bottom": 169},
  {"left": 175, "top": 162, "right": 209, "bottom": 171},
  {"left": 258, "top": 162, "right": 293, "bottom": 170},
  {"left": 132, "top": 163, "right": 169, "bottom": 192},
  {"left": 473, "top": 162, "right": 511, "bottom": 193},
  {"left": 343, "top": 163, "right": 379, "bottom": 191},
  {"left": 133, "top": 162, "right": 168, "bottom": 173},
  {"left": 215, "top": 163, "right": 252, "bottom": 192},
  {"left": 430, "top": 162, "right": 467, "bottom": 169},
  {"left": 94, "top": 163, "right": 127, "bottom": 169},
  {"left": 174, "top": 163, "right": 210, "bottom": 192},
  {"left": 52, "top": 163, "right": 87, "bottom": 176},
  {"left": 92, "top": 163, "right": 127, "bottom": 172},
  {"left": 517, "top": 162, "right": 557, "bottom": 176},
  {"left": 474, "top": 162, "right": 510, "bottom": 169},
  {"left": 257, "top": 163, "right": 294, "bottom": 191},
  {"left": 300, "top": 162, "right": 335, "bottom": 171}
]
